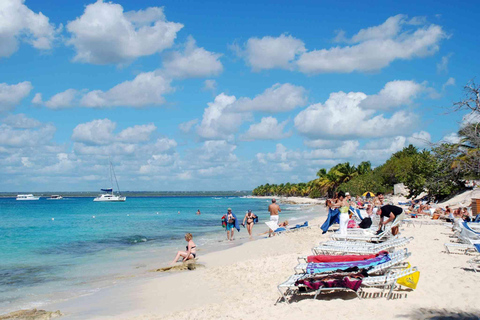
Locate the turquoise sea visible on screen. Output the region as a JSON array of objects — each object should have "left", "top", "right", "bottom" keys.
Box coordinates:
[{"left": 0, "top": 196, "right": 317, "bottom": 313}]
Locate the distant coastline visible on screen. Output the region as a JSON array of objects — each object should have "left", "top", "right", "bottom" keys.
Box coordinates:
[{"left": 0, "top": 190, "right": 252, "bottom": 198}]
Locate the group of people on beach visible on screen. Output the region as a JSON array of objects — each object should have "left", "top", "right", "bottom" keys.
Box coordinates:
[
  {"left": 171, "top": 198, "right": 288, "bottom": 264},
  {"left": 322, "top": 191, "right": 405, "bottom": 236}
]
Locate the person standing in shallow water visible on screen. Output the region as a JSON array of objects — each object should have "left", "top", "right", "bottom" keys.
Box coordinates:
[
  {"left": 225, "top": 208, "right": 236, "bottom": 241},
  {"left": 268, "top": 198, "right": 281, "bottom": 237},
  {"left": 242, "top": 209, "right": 257, "bottom": 238},
  {"left": 171, "top": 233, "right": 196, "bottom": 264}
]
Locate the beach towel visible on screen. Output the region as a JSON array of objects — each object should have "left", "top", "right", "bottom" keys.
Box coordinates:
[
  {"left": 306, "top": 251, "right": 387, "bottom": 263},
  {"left": 305, "top": 252, "right": 391, "bottom": 274},
  {"left": 296, "top": 270, "right": 367, "bottom": 291},
  {"left": 321, "top": 208, "right": 340, "bottom": 234}
]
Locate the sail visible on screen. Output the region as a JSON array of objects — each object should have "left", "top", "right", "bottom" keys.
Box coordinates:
[{"left": 101, "top": 188, "right": 113, "bottom": 192}]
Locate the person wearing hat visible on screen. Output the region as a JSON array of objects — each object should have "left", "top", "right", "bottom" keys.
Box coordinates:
[
  {"left": 225, "top": 208, "right": 236, "bottom": 241},
  {"left": 242, "top": 209, "right": 258, "bottom": 238}
]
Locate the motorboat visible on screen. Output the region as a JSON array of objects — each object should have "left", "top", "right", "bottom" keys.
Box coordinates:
[
  {"left": 94, "top": 160, "right": 126, "bottom": 202},
  {"left": 16, "top": 194, "right": 40, "bottom": 200},
  {"left": 47, "top": 195, "right": 63, "bottom": 200}
]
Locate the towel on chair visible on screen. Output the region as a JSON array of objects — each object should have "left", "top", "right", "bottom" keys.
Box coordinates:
[
  {"left": 306, "top": 251, "right": 387, "bottom": 263},
  {"left": 305, "top": 252, "right": 391, "bottom": 274}
]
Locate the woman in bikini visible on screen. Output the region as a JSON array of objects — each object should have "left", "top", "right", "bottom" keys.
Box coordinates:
[
  {"left": 171, "top": 233, "right": 197, "bottom": 264},
  {"left": 242, "top": 209, "right": 257, "bottom": 238}
]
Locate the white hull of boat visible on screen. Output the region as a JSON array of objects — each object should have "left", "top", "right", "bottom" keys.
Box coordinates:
[
  {"left": 93, "top": 194, "right": 126, "bottom": 202},
  {"left": 16, "top": 194, "right": 40, "bottom": 201}
]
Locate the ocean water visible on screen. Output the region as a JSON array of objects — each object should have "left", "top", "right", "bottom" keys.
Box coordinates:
[{"left": 0, "top": 196, "right": 318, "bottom": 313}]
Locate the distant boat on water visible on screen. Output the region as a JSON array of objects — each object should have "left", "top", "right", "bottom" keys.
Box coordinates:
[
  {"left": 16, "top": 194, "right": 40, "bottom": 201},
  {"left": 94, "top": 160, "right": 126, "bottom": 202},
  {"left": 47, "top": 195, "right": 63, "bottom": 200}
]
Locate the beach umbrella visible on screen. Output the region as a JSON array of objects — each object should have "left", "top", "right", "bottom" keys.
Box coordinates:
[{"left": 363, "top": 191, "right": 375, "bottom": 198}]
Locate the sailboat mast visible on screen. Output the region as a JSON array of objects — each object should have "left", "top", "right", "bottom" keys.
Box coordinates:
[{"left": 111, "top": 160, "right": 122, "bottom": 195}]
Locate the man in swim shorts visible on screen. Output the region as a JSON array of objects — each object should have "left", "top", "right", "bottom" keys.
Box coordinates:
[
  {"left": 226, "top": 208, "right": 236, "bottom": 241},
  {"left": 268, "top": 198, "right": 281, "bottom": 237}
]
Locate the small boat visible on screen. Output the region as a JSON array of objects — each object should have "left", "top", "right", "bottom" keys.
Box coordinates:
[
  {"left": 16, "top": 194, "right": 40, "bottom": 201},
  {"left": 94, "top": 160, "right": 126, "bottom": 202},
  {"left": 47, "top": 195, "right": 63, "bottom": 200}
]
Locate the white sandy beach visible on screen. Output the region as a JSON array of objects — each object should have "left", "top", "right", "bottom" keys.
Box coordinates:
[{"left": 31, "top": 195, "right": 478, "bottom": 320}]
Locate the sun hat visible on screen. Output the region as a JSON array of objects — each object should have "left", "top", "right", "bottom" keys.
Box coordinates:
[
  {"left": 345, "top": 192, "right": 350, "bottom": 196},
  {"left": 228, "top": 208, "right": 232, "bottom": 211},
  {"left": 248, "top": 209, "right": 252, "bottom": 213}
]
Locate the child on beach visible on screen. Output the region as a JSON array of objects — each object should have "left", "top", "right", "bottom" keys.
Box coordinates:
[{"left": 171, "top": 233, "right": 197, "bottom": 264}]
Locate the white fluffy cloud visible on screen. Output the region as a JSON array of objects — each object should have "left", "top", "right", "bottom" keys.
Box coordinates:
[
  {"left": 40, "top": 71, "right": 173, "bottom": 109},
  {"left": 234, "top": 34, "right": 306, "bottom": 71},
  {"left": 232, "top": 83, "right": 307, "bottom": 112},
  {"left": 299, "top": 15, "right": 446, "bottom": 74},
  {"left": 437, "top": 53, "right": 453, "bottom": 74},
  {"left": 2, "top": 113, "right": 41, "bottom": 128},
  {"left": 72, "top": 119, "right": 117, "bottom": 145},
  {"left": 195, "top": 83, "right": 306, "bottom": 140},
  {"left": 294, "top": 90, "right": 417, "bottom": 139},
  {"left": 163, "top": 36, "right": 223, "bottom": 79},
  {"left": 80, "top": 72, "right": 173, "bottom": 108},
  {"left": 0, "top": 81, "right": 33, "bottom": 112},
  {"left": 117, "top": 124, "right": 157, "bottom": 143},
  {"left": 360, "top": 80, "right": 425, "bottom": 110},
  {"left": 66, "top": 1, "right": 183, "bottom": 64},
  {"left": 72, "top": 119, "right": 158, "bottom": 145},
  {"left": 196, "top": 93, "right": 246, "bottom": 140},
  {"left": 241, "top": 117, "right": 291, "bottom": 141},
  {"left": 0, "top": 117, "right": 55, "bottom": 148},
  {"left": 443, "top": 132, "right": 460, "bottom": 144},
  {"left": 44, "top": 89, "right": 77, "bottom": 109},
  {"left": 178, "top": 119, "right": 198, "bottom": 133},
  {"left": 203, "top": 80, "right": 217, "bottom": 92},
  {"left": 442, "top": 77, "right": 455, "bottom": 90},
  {"left": 0, "top": 0, "right": 58, "bottom": 58}
]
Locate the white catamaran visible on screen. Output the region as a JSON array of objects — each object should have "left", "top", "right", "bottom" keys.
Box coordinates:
[{"left": 94, "top": 161, "right": 126, "bottom": 202}]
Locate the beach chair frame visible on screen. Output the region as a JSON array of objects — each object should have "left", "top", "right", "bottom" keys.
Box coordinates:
[
  {"left": 310, "top": 237, "right": 413, "bottom": 256},
  {"left": 277, "top": 267, "right": 419, "bottom": 304},
  {"left": 295, "top": 248, "right": 410, "bottom": 275}
]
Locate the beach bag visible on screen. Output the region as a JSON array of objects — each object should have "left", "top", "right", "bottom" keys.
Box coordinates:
[
  {"left": 391, "top": 225, "right": 399, "bottom": 236},
  {"left": 359, "top": 217, "right": 372, "bottom": 229},
  {"left": 221, "top": 215, "right": 227, "bottom": 228},
  {"left": 397, "top": 270, "right": 420, "bottom": 289}
]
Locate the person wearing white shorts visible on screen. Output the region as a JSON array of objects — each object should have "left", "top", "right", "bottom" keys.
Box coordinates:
[{"left": 268, "top": 198, "right": 281, "bottom": 237}]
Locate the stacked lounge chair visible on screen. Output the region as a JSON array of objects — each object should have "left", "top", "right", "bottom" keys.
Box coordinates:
[{"left": 277, "top": 210, "right": 419, "bottom": 303}]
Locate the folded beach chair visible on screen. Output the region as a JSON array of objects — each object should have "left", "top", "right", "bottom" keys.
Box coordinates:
[
  {"left": 278, "top": 266, "right": 419, "bottom": 303},
  {"left": 311, "top": 236, "right": 413, "bottom": 256},
  {"left": 295, "top": 248, "right": 410, "bottom": 275}
]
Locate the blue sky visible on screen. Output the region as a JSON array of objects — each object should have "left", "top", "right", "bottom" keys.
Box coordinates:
[{"left": 0, "top": 0, "right": 478, "bottom": 191}]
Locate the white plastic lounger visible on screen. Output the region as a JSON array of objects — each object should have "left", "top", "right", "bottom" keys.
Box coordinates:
[
  {"left": 311, "top": 237, "right": 413, "bottom": 256},
  {"left": 330, "top": 215, "right": 404, "bottom": 242},
  {"left": 278, "top": 267, "right": 419, "bottom": 303},
  {"left": 468, "top": 257, "right": 480, "bottom": 273},
  {"left": 295, "top": 248, "right": 410, "bottom": 275}
]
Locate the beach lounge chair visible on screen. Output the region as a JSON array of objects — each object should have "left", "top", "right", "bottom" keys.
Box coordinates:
[
  {"left": 444, "top": 222, "right": 480, "bottom": 254},
  {"left": 295, "top": 249, "right": 410, "bottom": 275},
  {"left": 277, "top": 267, "right": 419, "bottom": 303},
  {"left": 310, "top": 236, "right": 413, "bottom": 256},
  {"left": 330, "top": 214, "right": 404, "bottom": 242},
  {"left": 264, "top": 221, "right": 309, "bottom": 234},
  {"left": 467, "top": 244, "right": 480, "bottom": 272}
]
